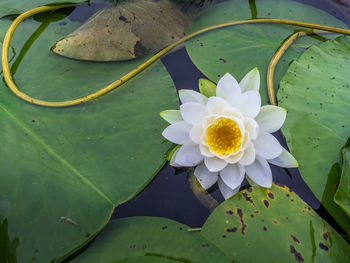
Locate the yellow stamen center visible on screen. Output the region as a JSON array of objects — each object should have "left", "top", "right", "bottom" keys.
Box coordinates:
[{"left": 205, "top": 118, "right": 242, "bottom": 155}]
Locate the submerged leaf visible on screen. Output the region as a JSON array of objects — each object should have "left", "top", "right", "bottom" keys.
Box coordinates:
[{"left": 52, "top": 0, "right": 199, "bottom": 61}]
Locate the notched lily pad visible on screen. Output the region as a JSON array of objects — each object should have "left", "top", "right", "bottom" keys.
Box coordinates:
[{"left": 51, "top": 0, "right": 199, "bottom": 61}]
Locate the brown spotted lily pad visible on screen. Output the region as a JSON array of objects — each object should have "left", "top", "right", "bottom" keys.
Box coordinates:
[
  {"left": 51, "top": 0, "right": 199, "bottom": 61},
  {"left": 200, "top": 184, "right": 350, "bottom": 262}
]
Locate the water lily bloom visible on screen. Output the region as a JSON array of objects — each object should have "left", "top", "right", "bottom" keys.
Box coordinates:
[{"left": 160, "top": 68, "right": 298, "bottom": 199}]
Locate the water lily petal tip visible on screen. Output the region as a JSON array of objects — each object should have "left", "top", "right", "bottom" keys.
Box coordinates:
[
  {"left": 294, "top": 160, "right": 299, "bottom": 168},
  {"left": 280, "top": 107, "right": 288, "bottom": 113},
  {"left": 160, "top": 110, "right": 167, "bottom": 117}
]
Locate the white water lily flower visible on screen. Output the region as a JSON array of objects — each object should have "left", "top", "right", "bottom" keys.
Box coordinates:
[{"left": 161, "top": 68, "right": 298, "bottom": 199}]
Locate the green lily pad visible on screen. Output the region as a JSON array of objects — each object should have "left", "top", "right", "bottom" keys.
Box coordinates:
[
  {"left": 0, "top": 0, "right": 86, "bottom": 18},
  {"left": 201, "top": 184, "right": 350, "bottom": 262},
  {"left": 111, "top": 257, "right": 177, "bottom": 263},
  {"left": 277, "top": 36, "right": 350, "bottom": 234},
  {"left": 71, "top": 217, "right": 231, "bottom": 263},
  {"left": 0, "top": 12, "right": 178, "bottom": 263},
  {"left": 185, "top": 0, "right": 348, "bottom": 103},
  {"left": 334, "top": 137, "right": 350, "bottom": 217}
]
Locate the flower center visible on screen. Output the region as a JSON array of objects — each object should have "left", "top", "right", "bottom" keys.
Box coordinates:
[{"left": 205, "top": 118, "right": 242, "bottom": 155}]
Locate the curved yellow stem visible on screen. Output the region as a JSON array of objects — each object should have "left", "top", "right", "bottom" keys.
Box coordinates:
[
  {"left": 266, "top": 30, "right": 332, "bottom": 105},
  {"left": 2, "top": 4, "right": 350, "bottom": 107}
]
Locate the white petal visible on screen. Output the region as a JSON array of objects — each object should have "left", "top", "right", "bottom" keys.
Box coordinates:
[
  {"left": 204, "top": 156, "right": 228, "bottom": 172},
  {"left": 202, "top": 114, "right": 218, "bottom": 129},
  {"left": 239, "top": 67, "right": 260, "bottom": 92},
  {"left": 180, "top": 102, "right": 207, "bottom": 126},
  {"left": 206, "top": 97, "right": 230, "bottom": 114},
  {"left": 239, "top": 143, "right": 256, "bottom": 166},
  {"left": 255, "top": 105, "right": 287, "bottom": 133},
  {"left": 160, "top": 110, "right": 183, "bottom": 124},
  {"left": 220, "top": 107, "right": 243, "bottom": 119},
  {"left": 225, "top": 151, "right": 243, "bottom": 164},
  {"left": 244, "top": 118, "right": 258, "bottom": 140},
  {"left": 268, "top": 147, "right": 298, "bottom": 168},
  {"left": 179, "top": 89, "right": 208, "bottom": 104},
  {"left": 189, "top": 125, "right": 203, "bottom": 144},
  {"left": 245, "top": 156, "right": 272, "bottom": 187},
  {"left": 175, "top": 143, "right": 203, "bottom": 167},
  {"left": 241, "top": 131, "right": 249, "bottom": 149},
  {"left": 200, "top": 144, "right": 214, "bottom": 157},
  {"left": 254, "top": 132, "right": 282, "bottom": 159},
  {"left": 238, "top": 91, "right": 261, "bottom": 118},
  {"left": 220, "top": 164, "right": 245, "bottom": 190},
  {"left": 194, "top": 163, "right": 219, "bottom": 189},
  {"left": 162, "top": 121, "right": 191, "bottom": 144},
  {"left": 218, "top": 178, "right": 240, "bottom": 199},
  {"left": 216, "top": 73, "right": 241, "bottom": 105}
]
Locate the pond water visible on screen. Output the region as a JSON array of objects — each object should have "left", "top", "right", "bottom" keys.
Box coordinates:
[{"left": 1, "top": 0, "right": 350, "bottom": 261}]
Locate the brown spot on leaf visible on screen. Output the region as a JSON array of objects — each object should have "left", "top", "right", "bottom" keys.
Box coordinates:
[
  {"left": 322, "top": 232, "right": 329, "bottom": 241},
  {"left": 236, "top": 208, "right": 247, "bottom": 235},
  {"left": 243, "top": 192, "right": 256, "bottom": 207},
  {"left": 247, "top": 187, "right": 253, "bottom": 192},
  {"left": 226, "top": 227, "right": 237, "bottom": 233},
  {"left": 291, "top": 235, "right": 300, "bottom": 244},
  {"left": 263, "top": 226, "right": 267, "bottom": 231},
  {"left": 202, "top": 243, "right": 209, "bottom": 247},
  {"left": 290, "top": 245, "right": 304, "bottom": 262},
  {"left": 219, "top": 58, "right": 227, "bottom": 63},
  {"left": 274, "top": 182, "right": 285, "bottom": 188},
  {"left": 267, "top": 192, "right": 274, "bottom": 199},
  {"left": 273, "top": 220, "right": 278, "bottom": 225},
  {"left": 133, "top": 41, "right": 144, "bottom": 57},
  {"left": 319, "top": 242, "right": 329, "bottom": 251},
  {"left": 119, "top": 15, "right": 131, "bottom": 23},
  {"left": 162, "top": 226, "right": 167, "bottom": 230},
  {"left": 263, "top": 199, "right": 269, "bottom": 208},
  {"left": 226, "top": 209, "right": 234, "bottom": 215}
]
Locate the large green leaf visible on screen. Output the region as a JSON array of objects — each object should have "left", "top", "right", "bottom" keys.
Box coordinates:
[
  {"left": 335, "top": 138, "right": 350, "bottom": 217},
  {"left": 71, "top": 217, "right": 231, "bottom": 263},
  {"left": 0, "top": 11, "right": 178, "bottom": 263},
  {"left": 201, "top": 184, "right": 350, "bottom": 262},
  {"left": 277, "top": 36, "right": 350, "bottom": 234},
  {"left": 0, "top": 0, "right": 86, "bottom": 18},
  {"left": 185, "top": 0, "right": 348, "bottom": 103}
]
